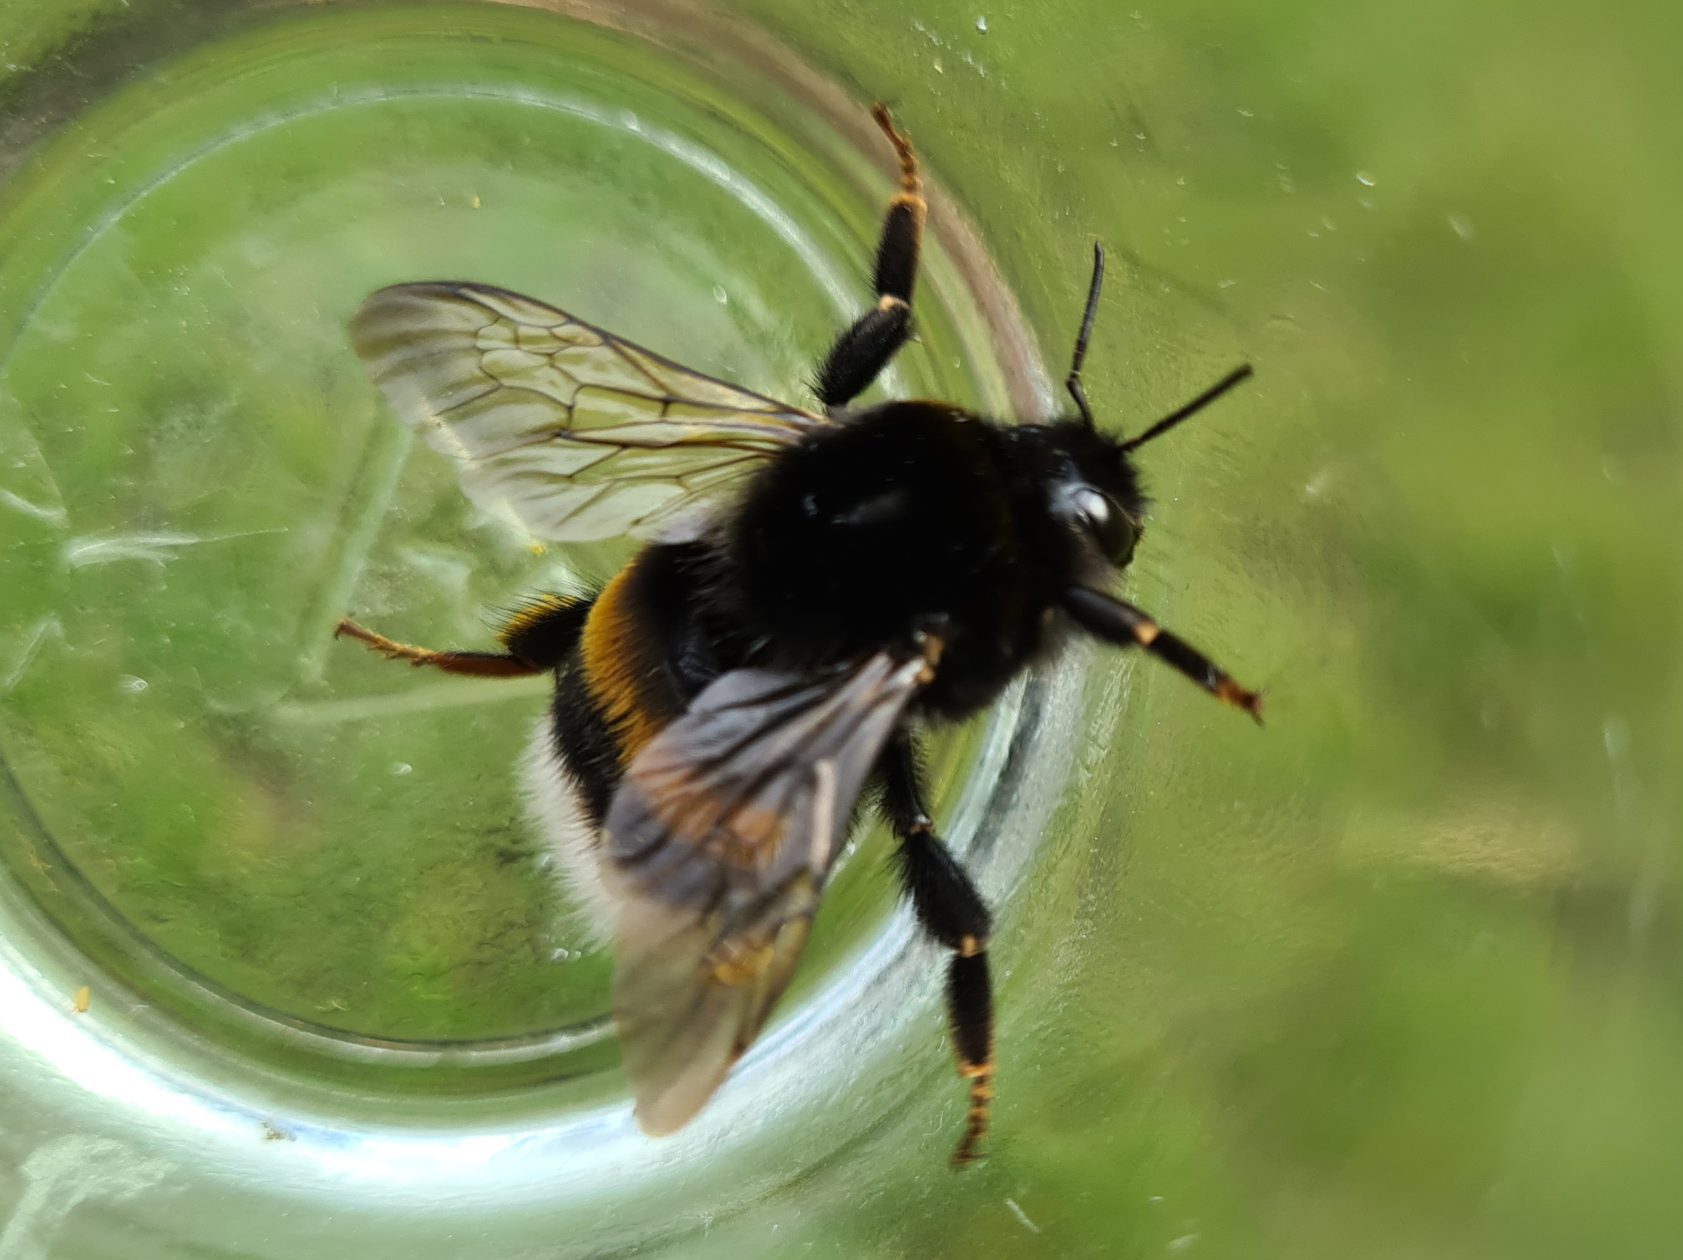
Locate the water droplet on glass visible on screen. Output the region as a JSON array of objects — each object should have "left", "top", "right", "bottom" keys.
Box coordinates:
[
  {"left": 976, "top": 15, "right": 989, "bottom": 32},
  {"left": 391, "top": 762, "right": 413, "bottom": 777},
  {"left": 712, "top": 285, "right": 729, "bottom": 305},
  {"left": 118, "top": 675, "right": 148, "bottom": 694},
  {"left": 1355, "top": 170, "right": 1377, "bottom": 187}
]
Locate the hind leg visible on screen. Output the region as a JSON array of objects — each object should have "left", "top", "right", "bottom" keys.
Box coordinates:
[{"left": 335, "top": 593, "right": 590, "bottom": 677}]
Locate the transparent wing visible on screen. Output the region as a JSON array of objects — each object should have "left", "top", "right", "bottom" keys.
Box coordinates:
[
  {"left": 602, "top": 651, "right": 935, "bottom": 1135},
  {"left": 350, "top": 282, "right": 826, "bottom": 542}
]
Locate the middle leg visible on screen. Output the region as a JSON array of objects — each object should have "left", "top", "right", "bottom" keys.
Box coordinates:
[
  {"left": 878, "top": 731, "right": 996, "bottom": 1166},
  {"left": 814, "top": 105, "right": 928, "bottom": 410}
]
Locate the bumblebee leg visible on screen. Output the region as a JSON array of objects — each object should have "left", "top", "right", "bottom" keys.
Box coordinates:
[
  {"left": 1062, "top": 587, "right": 1265, "bottom": 722},
  {"left": 334, "top": 617, "right": 542, "bottom": 677},
  {"left": 496, "top": 593, "right": 592, "bottom": 671},
  {"left": 814, "top": 105, "right": 927, "bottom": 409},
  {"left": 879, "top": 734, "right": 996, "bottom": 1167}
]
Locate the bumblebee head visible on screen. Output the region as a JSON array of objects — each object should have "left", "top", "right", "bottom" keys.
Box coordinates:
[
  {"left": 1044, "top": 421, "right": 1148, "bottom": 569},
  {"left": 1041, "top": 392, "right": 1266, "bottom": 724},
  {"left": 1054, "top": 241, "right": 1252, "bottom": 569}
]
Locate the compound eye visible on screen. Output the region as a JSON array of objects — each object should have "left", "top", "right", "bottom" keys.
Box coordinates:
[{"left": 1069, "top": 486, "right": 1138, "bottom": 565}]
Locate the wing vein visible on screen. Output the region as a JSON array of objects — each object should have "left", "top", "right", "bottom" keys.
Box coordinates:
[{"left": 349, "top": 281, "right": 824, "bottom": 543}]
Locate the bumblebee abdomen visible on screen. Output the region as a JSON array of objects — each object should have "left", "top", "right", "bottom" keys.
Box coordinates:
[
  {"left": 520, "top": 718, "right": 616, "bottom": 944},
  {"left": 552, "top": 544, "right": 730, "bottom": 824},
  {"left": 578, "top": 566, "right": 668, "bottom": 764}
]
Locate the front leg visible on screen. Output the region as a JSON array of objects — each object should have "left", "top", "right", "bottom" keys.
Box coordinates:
[
  {"left": 814, "top": 105, "right": 928, "bottom": 410},
  {"left": 878, "top": 732, "right": 996, "bottom": 1166}
]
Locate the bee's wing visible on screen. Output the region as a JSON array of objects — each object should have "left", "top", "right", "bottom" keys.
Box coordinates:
[
  {"left": 603, "top": 651, "right": 934, "bottom": 1135},
  {"left": 350, "top": 283, "right": 826, "bottom": 542}
]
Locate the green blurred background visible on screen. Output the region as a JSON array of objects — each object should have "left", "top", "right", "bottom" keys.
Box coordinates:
[{"left": 0, "top": 0, "right": 1678, "bottom": 1257}]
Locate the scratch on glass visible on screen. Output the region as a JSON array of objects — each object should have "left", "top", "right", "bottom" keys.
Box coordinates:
[
  {"left": 3, "top": 616, "right": 63, "bottom": 693},
  {"left": 1004, "top": 1197, "right": 1042, "bottom": 1234},
  {"left": 0, "top": 490, "right": 68, "bottom": 526},
  {"left": 64, "top": 526, "right": 288, "bottom": 568}
]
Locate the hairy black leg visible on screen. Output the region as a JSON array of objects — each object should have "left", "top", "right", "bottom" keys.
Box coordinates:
[
  {"left": 879, "top": 733, "right": 996, "bottom": 1166},
  {"left": 494, "top": 593, "right": 592, "bottom": 670},
  {"left": 1062, "top": 586, "right": 1264, "bottom": 722},
  {"left": 814, "top": 105, "right": 928, "bottom": 410}
]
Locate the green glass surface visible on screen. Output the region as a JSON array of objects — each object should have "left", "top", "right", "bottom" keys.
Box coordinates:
[{"left": 0, "top": 1, "right": 1677, "bottom": 1257}]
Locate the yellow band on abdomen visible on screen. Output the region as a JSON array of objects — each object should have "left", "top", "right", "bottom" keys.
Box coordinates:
[{"left": 579, "top": 563, "right": 665, "bottom": 765}]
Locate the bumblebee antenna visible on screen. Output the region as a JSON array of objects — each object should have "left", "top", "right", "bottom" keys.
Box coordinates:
[
  {"left": 1119, "top": 363, "right": 1254, "bottom": 453},
  {"left": 1065, "top": 241, "right": 1106, "bottom": 428}
]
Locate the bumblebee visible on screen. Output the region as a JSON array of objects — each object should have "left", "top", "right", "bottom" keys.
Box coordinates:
[{"left": 336, "top": 105, "right": 1259, "bottom": 1166}]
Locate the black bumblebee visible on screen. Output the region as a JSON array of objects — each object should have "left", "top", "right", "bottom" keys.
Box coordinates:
[{"left": 337, "top": 105, "right": 1259, "bottom": 1166}]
